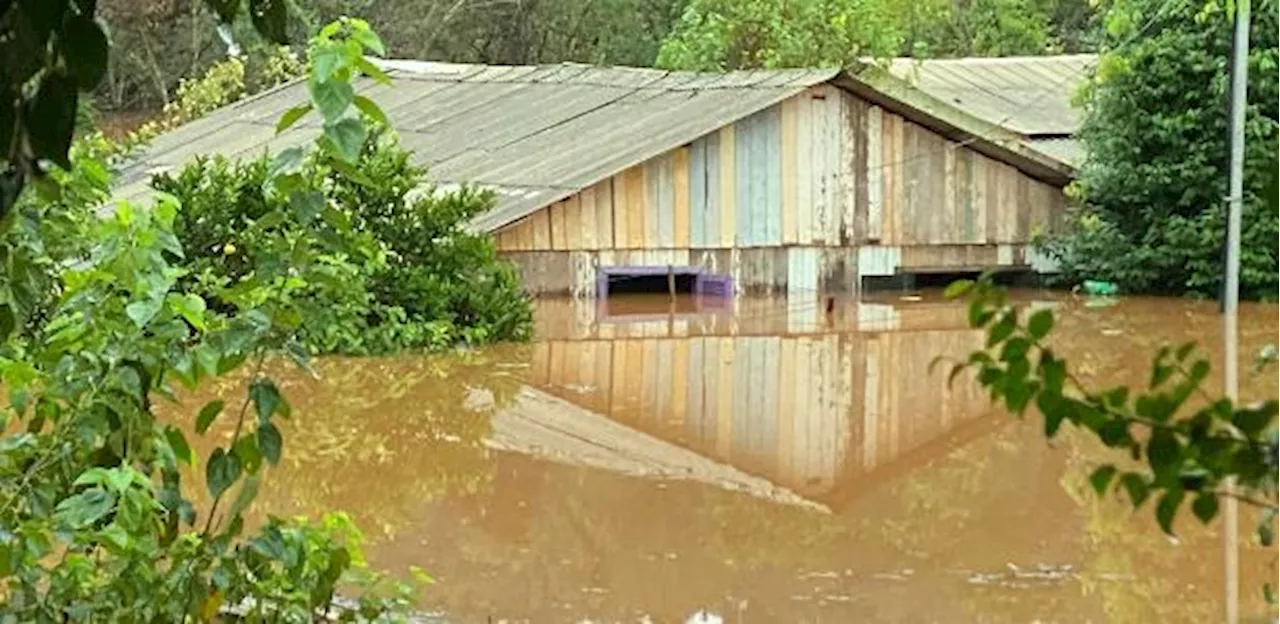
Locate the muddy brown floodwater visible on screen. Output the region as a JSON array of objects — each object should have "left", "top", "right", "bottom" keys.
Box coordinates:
[{"left": 178, "top": 290, "right": 1279, "bottom": 623}]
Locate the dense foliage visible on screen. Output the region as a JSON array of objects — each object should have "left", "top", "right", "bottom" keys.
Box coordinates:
[
  {"left": 655, "top": 0, "right": 1096, "bottom": 70},
  {"left": 1047, "top": 0, "right": 1280, "bottom": 299},
  {"left": 0, "top": 19, "right": 461, "bottom": 621},
  {"left": 153, "top": 132, "right": 531, "bottom": 355}
]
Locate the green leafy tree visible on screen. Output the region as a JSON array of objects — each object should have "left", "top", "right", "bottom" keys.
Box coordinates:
[
  {"left": 1047, "top": 0, "right": 1280, "bottom": 299},
  {"left": 0, "top": 18, "right": 437, "bottom": 621}
]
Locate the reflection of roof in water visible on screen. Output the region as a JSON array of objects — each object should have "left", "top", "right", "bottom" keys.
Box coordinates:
[{"left": 487, "top": 387, "right": 829, "bottom": 513}]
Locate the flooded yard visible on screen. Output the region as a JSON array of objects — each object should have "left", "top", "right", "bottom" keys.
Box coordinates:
[{"left": 182, "top": 290, "right": 1278, "bottom": 622}]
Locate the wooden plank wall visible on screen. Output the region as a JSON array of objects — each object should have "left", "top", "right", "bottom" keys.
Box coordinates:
[
  {"left": 856, "top": 102, "right": 1066, "bottom": 247},
  {"left": 493, "top": 85, "right": 1069, "bottom": 294},
  {"left": 529, "top": 324, "right": 994, "bottom": 497}
]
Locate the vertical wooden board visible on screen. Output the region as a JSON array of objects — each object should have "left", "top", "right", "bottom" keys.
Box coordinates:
[
  {"left": 956, "top": 150, "right": 974, "bottom": 243},
  {"left": 626, "top": 166, "right": 647, "bottom": 249},
  {"left": 943, "top": 143, "right": 956, "bottom": 245},
  {"left": 1001, "top": 163, "right": 1018, "bottom": 242},
  {"left": 809, "top": 94, "right": 829, "bottom": 244},
  {"left": 796, "top": 91, "right": 814, "bottom": 244},
  {"left": 579, "top": 186, "right": 597, "bottom": 250},
  {"left": 825, "top": 89, "right": 845, "bottom": 245},
  {"left": 646, "top": 157, "right": 671, "bottom": 249},
  {"left": 866, "top": 105, "right": 883, "bottom": 241},
  {"left": 548, "top": 341, "right": 565, "bottom": 392},
  {"left": 972, "top": 153, "right": 989, "bottom": 243},
  {"left": 781, "top": 97, "right": 799, "bottom": 244},
  {"left": 787, "top": 247, "right": 819, "bottom": 295},
  {"left": 671, "top": 339, "right": 689, "bottom": 428},
  {"left": 610, "top": 339, "right": 628, "bottom": 418},
  {"left": 762, "top": 105, "right": 782, "bottom": 246},
  {"left": 880, "top": 113, "right": 896, "bottom": 244},
  {"left": 496, "top": 227, "right": 514, "bottom": 251},
  {"left": 673, "top": 146, "right": 691, "bottom": 248},
  {"left": 532, "top": 340, "right": 550, "bottom": 386},
  {"left": 1016, "top": 174, "right": 1031, "bottom": 242},
  {"left": 842, "top": 93, "right": 862, "bottom": 246},
  {"left": 985, "top": 156, "right": 1001, "bottom": 245},
  {"left": 705, "top": 132, "right": 722, "bottom": 249},
  {"left": 715, "top": 337, "right": 735, "bottom": 458},
  {"left": 793, "top": 337, "right": 813, "bottom": 470},
  {"left": 549, "top": 202, "right": 566, "bottom": 251},
  {"left": 734, "top": 115, "right": 754, "bottom": 246},
  {"left": 690, "top": 138, "right": 708, "bottom": 247},
  {"left": 612, "top": 174, "right": 629, "bottom": 248},
  {"left": 563, "top": 196, "right": 582, "bottom": 250},
  {"left": 594, "top": 179, "right": 614, "bottom": 249},
  {"left": 719, "top": 126, "right": 737, "bottom": 247},
  {"left": 531, "top": 209, "right": 551, "bottom": 250}
]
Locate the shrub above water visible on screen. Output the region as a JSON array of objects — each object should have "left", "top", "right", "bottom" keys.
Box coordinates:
[{"left": 152, "top": 130, "right": 533, "bottom": 355}]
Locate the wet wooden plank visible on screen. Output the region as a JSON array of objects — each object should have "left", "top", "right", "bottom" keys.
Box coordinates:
[
  {"left": 564, "top": 196, "right": 582, "bottom": 250},
  {"left": 781, "top": 97, "right": 798, "bottom": 244},
  {"left": 579, "top": 185, "right": 596, "bottom": 250},
  {"left": 626, "top": 166, "right": 647, "bottom": 249},
  {"left": 762, "top": 105, "right": 782, "bottom": 246},
  {"left": 973, "top": 153, "right": 989, "bottom": 244},
  {"left": 719, "top": 125, "right": 736, "bottom": 247},
  {"left": 612, "top": 173, "right": 629, "bottom": 248},
  {"left": 688, "top": 338, "right": 706, "bottom": 441},
  {"left": 778, "top": 338, "right": 797, "bottom": 480},
  {"left": 690, "top": 138, "right": 708, "bottom": 247},
  {"left": 796, "top": 91, "right": 814, "bottom": 244},
  {"left": 841, "top": 92, "right": 860, "bottom": 246},
  {"left": 673, "top": 146, "right": 691, "bottom": 248},
  {"left": 549, "top": 202, "right": 566, "bottom": 251},
  {"left": 866, "top": 105, "right": 883, "bottom": 241},
  {"left": 671, "top": 339, "right": 689, "bottom": 428},
  {"left": 595, "top": 178, "right": 614, "bottom": 249},
  {"left": 823, "top": 88, "right": 844, "bottom": 245},
  {"left": 531, "top": 209, "right": 551, "bottom": 250},
  {"left": 810, "top": 93, "right": 830, "bottom": 245},
  {"left": 735, "top": 115, "right": 754, "bottom": 246}
]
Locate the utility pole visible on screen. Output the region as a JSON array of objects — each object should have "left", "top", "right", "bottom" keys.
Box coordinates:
[{"left": 1223, "top": 0, "right": 1250, "bottom": 620}]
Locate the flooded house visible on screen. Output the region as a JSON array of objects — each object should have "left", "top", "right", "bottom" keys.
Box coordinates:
[{"left": 114, "top": 55, "right": 1092, "bottom": 298}]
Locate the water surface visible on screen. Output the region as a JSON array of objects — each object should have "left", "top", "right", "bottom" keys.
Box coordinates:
[{"left": 182, "top": 290, "right": 1279, "bottom": 622}]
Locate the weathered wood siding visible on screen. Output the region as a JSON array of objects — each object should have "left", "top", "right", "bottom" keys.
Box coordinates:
[
  {"left": 494, "top": 85, "right": 1068, "bottom": 295},
  {"left": 528, "top": 309, "right": 993, "bottom": 497}
]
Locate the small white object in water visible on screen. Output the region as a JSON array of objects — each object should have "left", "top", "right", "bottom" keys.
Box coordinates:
[
  {"left": 686, "top": 610, "right": 723, "bottom": 624},
  {"left": 900, "top": 295, "right": 923, "bottom": 302}
]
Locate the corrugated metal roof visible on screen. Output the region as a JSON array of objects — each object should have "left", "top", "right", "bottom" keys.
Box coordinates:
[
  {"left": 884, "top": 54, "right": 1095, "bottom": 137},
  {"left": 1028, "top": 137, "right": 1084, "bottom": 167},
  {"left": 116, "top": 61, "right": 838, "bottom": 232}
]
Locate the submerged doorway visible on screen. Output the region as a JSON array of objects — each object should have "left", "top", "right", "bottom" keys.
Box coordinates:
[{"left": 596, "top": 265, "right": 733, "bottom": 319}]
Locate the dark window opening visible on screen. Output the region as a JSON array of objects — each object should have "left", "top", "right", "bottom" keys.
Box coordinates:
[{"left": 606, "top": 273, "right": 697, "bottom": 295}]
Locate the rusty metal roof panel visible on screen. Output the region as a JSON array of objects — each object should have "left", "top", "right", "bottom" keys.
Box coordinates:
[
  {"left": 115, "top": 61, "right": 833, "bottom": 230},
  {"left": 884, "top": 54, "right": 1095, "bottom": 136}
]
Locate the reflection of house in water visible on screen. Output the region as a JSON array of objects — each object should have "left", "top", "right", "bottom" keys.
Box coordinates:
[{"left": 527, "top": 296, "right": 1015, "bottom": 502}]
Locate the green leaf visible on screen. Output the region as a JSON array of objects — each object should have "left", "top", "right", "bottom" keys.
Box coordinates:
[
  {"left": 165, "top": 425, "right": 195, "bottom": 466},
  {"left": 258, "top": 422, "right": 282, "bottom": 465},
  {"left": 1119, "top": 473, "right": 1150, "bottom": 508},
  {"left": 312, "top": 45, "right": 346, "bottom": 84},
  {"left": 276, "top": 103, "right": 312, "bottom": 133},
  {"left": 329, "top": 157, "right": 374, "bottom": 186},
  {"left": 126, "top": 297, "right": 164, "bottom": 329},
  {"left": 233, "top": 435, "right": 263, "bottom": 475},
  {"left": 288, "top": 189, "right": 325, "bottom": 224},
  {"left": 309, "top": 77, "right": 354, "bottom": 123},
  {"left": 1191, "top": 492, "right": 1218, "bottom": 523},
  {"left": 1146, "top": 429, "right": 1180, "bottom": 480},
  {"left": 1149, "top": 362, "right": 1174, "bottom": 388},
  {"left": 1232, "top": 401, "right": 1277, "bottom": 436},
  {"left": 352, "top": 24, "right": 386, "bottom": 55},
  {"left": 268, "top": 146, "right": 304, "bottom": 179},
  {"left": 0, "top": 304, "right": 15, "bottom": 343},
  {"left": 354, "top": 56, "right": 391, "bottom": 84},
  {"left": 1089, "top": 465, "right": 1116, "bottom": 495},
  {"left": 61, "top": 16, "right": 110, "bottom": 89},
  {"left": 1038, "top": 393, "right": 1067, "bottom": 437},
  {"left": 248, "top": 0, "right": 289, "bottom": 44},
  {"left": 196, "top": 400, "right": 225, "bottom": 435},
  {"left": 249, "top": 379, "right": 282, "bottom": 422},
  {"left": 1174, "top": 341, "right": 1197, "bottom": 361},
  {"left": 206, "top": 448, "right": 241, "bottom": 498},
  {"left": 323, "top": 118, "right": 367, "bottom": 163},
  {"left": 1026, "top": 309, "right": 1054, "bottom": 340},
  {"left": 229, "top": 474, "right": 262, "bottom": 520},
  {"left": 55, "top": 490, "right": 116, "bottom": 528},
  {"left": 967, "top": 298, "right": 994, "bottom": 328},
  {"left": 1155, "top": 489, "right": 1183, "bottom": 535},
  {"left": 168, "top": 293, "right": 207, "bottom": 330},
  {"left": 26, "top": 72, "right": 78, "bottom": 169},
  {"left": 1039, "top": 351, "right": 1065, "bottom": 392},
  {"left": 999, "top": 337, "right": 1031, "bottom": 363},
  {"left": 986, "top": 312, "right": 1015, "bottom": 347},
  {"left": 942, "top": 279, "right": 973, "bottom": 299},
  {"left": 352, "top": 95, "right": 388, "bottom": 126}
]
